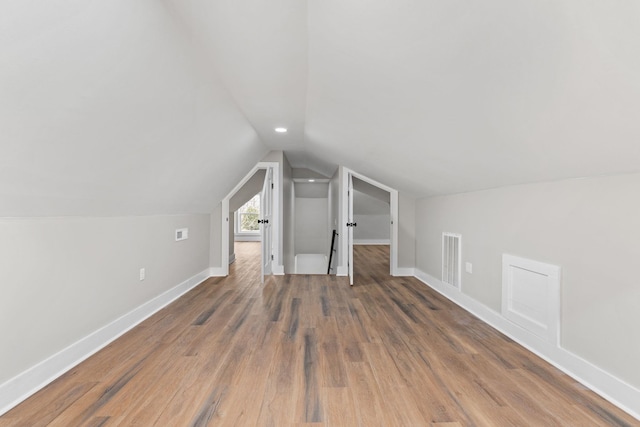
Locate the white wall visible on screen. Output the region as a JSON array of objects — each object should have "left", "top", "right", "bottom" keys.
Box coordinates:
[
  {"left": 353, "top": 188, "right": 391, "bottom": 243},
  {"left": 283, "top": 155, "right": 295, "bottom": 274},
  {"left": 415, "top": 172, "right": 640, "bottom": 390},
  {"left": 295, "top": 198, "right": 329, "bottom": 254},
  {"left": 0, "top": 214, "right": 210, "bottom": 386},
  {"left": 327, "top": 169, "right": 340, "bottom": 273},
  {"left": 229, "top": 216, "right": 236, "bottom": 261},
  {"left": 398, "top": 194, "right": 416, "bottom": 269},
  {"left": 210, "top": 204, "right": 222, "bottom": 269},
  {"left": 353, "top": 215, "right": 390, "bottom": 242},
  {"left": 295, "top": 182, "right": 329, "bottom": 198}
]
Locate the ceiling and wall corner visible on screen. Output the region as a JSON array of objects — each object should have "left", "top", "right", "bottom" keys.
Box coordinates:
[{"left": 2, "top": 1, "right": 639, "bottom": 214}]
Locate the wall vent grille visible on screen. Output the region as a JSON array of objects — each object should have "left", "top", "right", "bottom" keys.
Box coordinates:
[{"left": 442, "top": 232, "right": 461, "bottom": 288}]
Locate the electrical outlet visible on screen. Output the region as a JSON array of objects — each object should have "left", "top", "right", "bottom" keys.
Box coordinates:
[
  {"left": 139, "top": 268, "right": 145, "bottom": 281},
  {"left": 465, "top": 262, "right": 473, "bottom": 274}
]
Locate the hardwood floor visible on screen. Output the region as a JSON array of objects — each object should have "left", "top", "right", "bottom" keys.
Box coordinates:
[{"left": 1, "top": 242, "right": 637, "bottom": 426}]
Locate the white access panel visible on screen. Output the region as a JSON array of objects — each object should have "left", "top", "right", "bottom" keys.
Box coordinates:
[
  {"left": 502, "top": 254, "right": 561, "bottom": 344},
  {"left": 294, "top": 254, "right": 327, "bottom": 274}
]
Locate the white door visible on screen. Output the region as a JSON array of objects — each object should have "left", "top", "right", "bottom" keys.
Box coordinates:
[
  {"left": 348, "top": 173, "right": 354, "bottom": 285},
  {"left": 260, "top": 168, "right": 273, "bottom": 283}
]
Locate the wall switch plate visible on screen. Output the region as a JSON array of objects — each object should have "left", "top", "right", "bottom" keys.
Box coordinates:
[
  {"left": 465, "top": 262, "right": 473, "bottom": 274},
  {"left": 139, "top": 268, "right": 145, "bottom": 281}
]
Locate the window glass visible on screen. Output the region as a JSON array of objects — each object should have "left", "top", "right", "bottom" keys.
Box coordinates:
[{"left": 236, "top": 194, "right": 260, "bottom": 233}]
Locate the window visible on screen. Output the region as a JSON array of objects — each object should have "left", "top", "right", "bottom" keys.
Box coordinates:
[{"left": 236, "top": 194, "right": 260, "bottom": 234}]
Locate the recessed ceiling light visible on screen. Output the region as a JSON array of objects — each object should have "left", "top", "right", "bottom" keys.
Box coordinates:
[
  {"left": 275, "top": 127, "right": 287, "bottom": 133},
  {"left": 308, "top": 179, "right": 315, "bottom": 182}
]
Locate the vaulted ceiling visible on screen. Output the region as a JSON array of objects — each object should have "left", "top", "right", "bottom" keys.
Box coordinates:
[{"left": 2, "top": 1, "right": 639, "bottom": 216}]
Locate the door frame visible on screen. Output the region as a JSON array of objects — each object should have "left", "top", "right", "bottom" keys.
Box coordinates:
[
  {"left": 339, "top": 167, "right": 399, "bottom": 279},
  {"left": 221, "top": 162, "right": 280, "bottom": 277},
  {"left": 348, "top": 173, "right": 354, "bottom": 284},
  {"left": 260, "top": 167, "right": 273, "bottom": 282}
]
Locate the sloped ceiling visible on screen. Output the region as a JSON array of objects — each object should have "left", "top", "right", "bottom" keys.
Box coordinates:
[
  {"left": 305, "top": 1, "right": 640, "bottom": 196},
  {"left": 354, "top": 190, "right": 390, "bottom": 216},
  {"left": 0, "top": 1, "right": 268, "bottom": 216},
  {"left": 353, "top": 178, "right": 390, "bottom": 205},
  {"left": 229, "top": 169, "right": 265, "bottom": 213},
  {"left": 2, "top": 1, "right": 640, "bottom": 215},
  {"left": 170, "top": 0, "right": 640, "bottom": 195}
]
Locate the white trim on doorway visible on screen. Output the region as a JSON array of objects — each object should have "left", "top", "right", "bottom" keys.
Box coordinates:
[
  {"left": 221, "top": 162, "right": 281, "bottom": 277},
  {"left": 340, "top": 167, "right": 400, "bottom": 279},
  {"left": 353, "top": 239, "right": 391, "bottom": 245}
]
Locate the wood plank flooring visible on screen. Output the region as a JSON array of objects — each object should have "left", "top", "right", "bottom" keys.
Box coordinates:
[{"left": 1, "top": 242, "right": 637, "bottom": 426}]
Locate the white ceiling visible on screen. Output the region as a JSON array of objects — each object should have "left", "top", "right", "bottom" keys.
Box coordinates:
[
  {"left": 2, "top": 1, "right": 640, "bottom": 215},
  {"left": 170, "top": 0, "right": 640, "bottom": 195},
  {"left": 305, "top": 0, "right": 640, "bottom": 195}
]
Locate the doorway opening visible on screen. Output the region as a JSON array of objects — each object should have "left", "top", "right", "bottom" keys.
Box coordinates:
[
  {"left": 341, "top": 168, "right": 399, "bottom": 285},
  {"left": 221, "top": 162, "right": 280, "bottom": 283},
  {"left": 229, "top": 194, "right": 260, "bottom": 274}
]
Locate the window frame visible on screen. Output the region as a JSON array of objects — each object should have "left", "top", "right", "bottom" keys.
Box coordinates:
[{"left": 235, "top": 194, "right": 261, "bottom": 235}]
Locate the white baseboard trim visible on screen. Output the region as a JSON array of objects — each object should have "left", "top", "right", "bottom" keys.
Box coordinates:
[
  {"left": 413, "top": 269, "right": 640, "bottom": 421},
  {"left": 336, "top": 266, "right": 348, "bottom": 276},
  {"left": 234, "top": 234, "right": 261, "bottom": 242},
  {"left": 228, "top": 253, "right": 236, "bottom": 265},
  {"left": 209, "top": 267, "right": 227, "bottom": 277},
  {"left": 272, "top": 264, "right": 285, "bottom": 275},
  {"left": 393, "top": 267, "right": 415, "bottom": 277},
  {"left": 353, "top": 239, "right": 391, "bottom": 245},
  {"left": 0, "top": 269, "right": 210, "bottom": 417}
]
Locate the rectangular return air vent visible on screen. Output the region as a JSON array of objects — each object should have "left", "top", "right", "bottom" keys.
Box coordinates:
[
  {"left": 442, "top": 232, "right": 461, "bottom": 288},
  {"left": 175, "top": 228, "right": 189, "bottom": 241}
]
